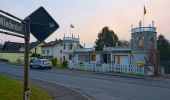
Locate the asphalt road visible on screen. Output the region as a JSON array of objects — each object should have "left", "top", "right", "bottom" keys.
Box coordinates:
[{"left": 0, "top": 62, "right": 170, "bottom": 100}]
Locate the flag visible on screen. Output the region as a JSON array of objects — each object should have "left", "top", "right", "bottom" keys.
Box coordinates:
[
  {"left": 144, "top": 6, "right": 147, "bottom": 15},
  {"left": 70, "top": 24, "right": 74, "bottom": 28}
]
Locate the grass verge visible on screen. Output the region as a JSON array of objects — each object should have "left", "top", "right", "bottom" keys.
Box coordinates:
[{"left": 0, "top": 76, "right": 53, "bottom": 100}]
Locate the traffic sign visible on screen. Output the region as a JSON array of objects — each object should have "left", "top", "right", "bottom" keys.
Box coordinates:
[
  {"left": 0, "top": 14, "right": 25, "bottom": 34},
  {"left": 26, "top": 7, "right": 59, "bottom": 42}
]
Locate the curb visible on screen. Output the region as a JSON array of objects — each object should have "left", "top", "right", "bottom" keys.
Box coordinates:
[
  {"left": 93, "top": 72, "right": 155, "bottom": 80},
  {"left": 29, "top": 77, "right": 91, "bottom": 100}
]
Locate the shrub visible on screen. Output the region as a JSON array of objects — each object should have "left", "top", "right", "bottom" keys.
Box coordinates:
[
  {"left": 16, "top": 58, "right": 21, "bottom": 64},
  {"left": 0, "top": 58, "right": 9, "bottom": 62},
  {"left": 50, "top": 57, "right": 58, "bottom": 67},
  {"left": 62, "top": 61, "right": 68, "bottom": 68}
]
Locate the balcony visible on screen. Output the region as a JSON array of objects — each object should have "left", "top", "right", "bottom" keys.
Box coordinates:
[{"left": 131, "top": 27, "right": 156, "bottom": 33}]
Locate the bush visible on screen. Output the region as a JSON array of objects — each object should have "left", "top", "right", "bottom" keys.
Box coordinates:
[
  {"left": 0, "top": 58, "right": 9, "bottom": 62},
  {"left": 62, "top": 61, "right": 68, "bottom": 68},
  {"left": 50, "top": 57, "right": 58, "bottom": 67},
  {"left": 16, "top": 58, "right": 21, "bottom": 64}
]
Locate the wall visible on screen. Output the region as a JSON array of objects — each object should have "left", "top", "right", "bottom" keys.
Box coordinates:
[
  {"left": 31, "top": 42, "right": 45, "bottom": 55},
  {"left": 41, "top": 47, "right": 53, "bottom": 57},
  {"left": 53, "top": 44, "right": 63, "bottom": 62},
  {"left": 0, "top": 52, "right": 24, "bottom": 63}
]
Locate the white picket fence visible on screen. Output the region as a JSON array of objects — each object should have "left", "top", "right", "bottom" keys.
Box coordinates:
[{"left": 68, "top": 62, "right": 154, "bottom": 76}]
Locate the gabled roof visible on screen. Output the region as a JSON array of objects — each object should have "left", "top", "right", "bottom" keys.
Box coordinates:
[
  {"left": 41, "top": 39, "right": 62, "bottom": 47},
  {"left": 2, "top": 41, "right": 24, "bottom": 52},
  {"left": 2, "top": 41, "right": 44, "bottom": 52}
]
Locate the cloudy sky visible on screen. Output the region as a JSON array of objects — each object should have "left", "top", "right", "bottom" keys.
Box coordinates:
[{"left": 0, "top": 0, "right": 169, "bottom": 47}]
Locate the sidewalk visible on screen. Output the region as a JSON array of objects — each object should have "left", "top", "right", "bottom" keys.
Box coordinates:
[
  {"left": 60, "top": 68, "right": 165, "bottom": 81},
  {"left": 92, "top": 71, "right": 166, "bottom": 81}
]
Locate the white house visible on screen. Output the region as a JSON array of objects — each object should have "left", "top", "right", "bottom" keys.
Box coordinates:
[{"left": 41, "top": 35, "right": 82, "bottom": 62}]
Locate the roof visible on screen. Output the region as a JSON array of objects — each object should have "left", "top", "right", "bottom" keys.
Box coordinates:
[
  {"left": 2, "top": 41, "right": 24, "bottom": 52},
  {"left": 41, "top": 39, "right": 62, "bottom": 47},
  {"left": 2, "top": 41, "right": 44, "bottom": 52},
  {"left": 29, "top": 41, "right": 45, "bottom": 50}
]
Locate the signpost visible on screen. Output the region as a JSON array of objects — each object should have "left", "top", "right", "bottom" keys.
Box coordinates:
[{"left": 0, "top": 7, "right": 59, "bottom": 100}]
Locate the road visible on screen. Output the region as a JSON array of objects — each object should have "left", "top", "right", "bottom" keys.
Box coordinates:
[{"left": 0, "top": 62, "right": 170, "bottom": 100}]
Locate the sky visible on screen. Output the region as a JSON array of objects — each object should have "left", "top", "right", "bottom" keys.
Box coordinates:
[{"left": 0, "top": 0, "right": 170, "bottom": 47}]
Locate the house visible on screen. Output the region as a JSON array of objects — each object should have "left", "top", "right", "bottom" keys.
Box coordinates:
[
  {"left": 41, "top": 35, "right": 82, "bottom": 62},
  {"left": 69, "top": 21, "right": 157, "bottom": 75},
  {"left": 0, "top": 41, "right": 44, "bottom": 63}
]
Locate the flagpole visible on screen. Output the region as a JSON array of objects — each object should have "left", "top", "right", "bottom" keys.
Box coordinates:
[{"left": 143, "top": 5, "right": 145, "bottom": 27}]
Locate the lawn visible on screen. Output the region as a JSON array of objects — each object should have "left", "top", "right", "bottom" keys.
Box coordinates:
[{"left": 0, "top": 76, "right": 53, "bottom": 100}]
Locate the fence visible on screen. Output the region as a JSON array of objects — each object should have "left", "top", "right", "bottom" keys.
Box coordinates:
[{"left": 68, "top": 62, "right": 154, "bottom": 76}]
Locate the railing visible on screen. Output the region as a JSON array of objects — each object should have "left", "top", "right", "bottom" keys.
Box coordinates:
[
  {"left": 68, "top": 62, "right": 154, "bottom": 76},
  {"left": 74, "top": 48, "right": 95, "bottom": 52},
  {"left": 131, "top": 27, "right": 156, "bottom": 33},
  {"left": 103, "top": 47, "right": 131, "bottom": 51},
  {"left": 63, "top": 37, "right": 79, "bottom": 41}
]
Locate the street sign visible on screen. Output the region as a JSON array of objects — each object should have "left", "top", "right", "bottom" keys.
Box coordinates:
[
  {"left": 0, "top": 14, "right": 25, "bottom": 34},
  {"left": 26, "top": 7, "right": 59, "bottom": 42}
]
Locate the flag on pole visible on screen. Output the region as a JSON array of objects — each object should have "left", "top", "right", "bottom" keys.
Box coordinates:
[
  {"left": 144, "top": 6, "right": 147, "bottom": 15},
  {"left": 70, "top": 24, "right": 74, "bottom": 28}
]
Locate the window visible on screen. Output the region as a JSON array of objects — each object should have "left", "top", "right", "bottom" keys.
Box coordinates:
[
  {"left": 150, "top": 37, "right": 154, "bottom": 48},
  {"left": 78, "top": 55, "right": 89, "bottom": 62},
  {"left": 42, "top": 50, "right": 45, "bottom": 54},
  {"left": 91, "top": 55, "right": 96, "bottom": 61},
  {"left": 63, "top": 44, "right": 66, "bottom": 49},
  {"left": 60, "top": 43, "right": 62, "bottom": 46},
  {"left": 69, "top": 54, "right": 72, "bottom": 60},
  {"left": 69, "top": 44, "right": 73, "bottom": 50},
  {"left": 137, "top": 37, "right": 144, "bottom": 48},
  {"left": 60, "top": 50, "right": 62, "bottom": 53},
  {"left": 47, "top": 50, "right": 49, "bottom": 54}
]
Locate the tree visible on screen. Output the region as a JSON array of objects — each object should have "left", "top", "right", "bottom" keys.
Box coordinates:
[
  {"left": 157, "top": 34, "right": 170, "bottom": 61},
  {"left": 118, "top": 40, "right": 129, "bottom": 46},
  {"left": 95, "top": 26, "right": 119, "bottom": 51}
]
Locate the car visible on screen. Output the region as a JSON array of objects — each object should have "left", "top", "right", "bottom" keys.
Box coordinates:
[{"left": 30, "top": 59, "right": 52, "bottom": 69}]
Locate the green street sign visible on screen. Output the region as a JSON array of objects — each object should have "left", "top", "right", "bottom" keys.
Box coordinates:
[{"left": 0, "top": 14, "right": 24, "bottom": 34}]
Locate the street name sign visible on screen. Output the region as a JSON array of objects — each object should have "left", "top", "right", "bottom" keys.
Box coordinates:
[
  {"left": 26, "top": 7, "right": 59, "bottom": 42},
  {"left": 0, "top": 14, "right": 24, "bottom": 34}
]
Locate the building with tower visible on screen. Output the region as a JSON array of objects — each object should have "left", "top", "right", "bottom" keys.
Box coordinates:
[
  {"left": 69, "top": 21, "right": 158, "bottom": 75},
  {"left": 131, "top": 21, "right": 157, "bottom": 65}
]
